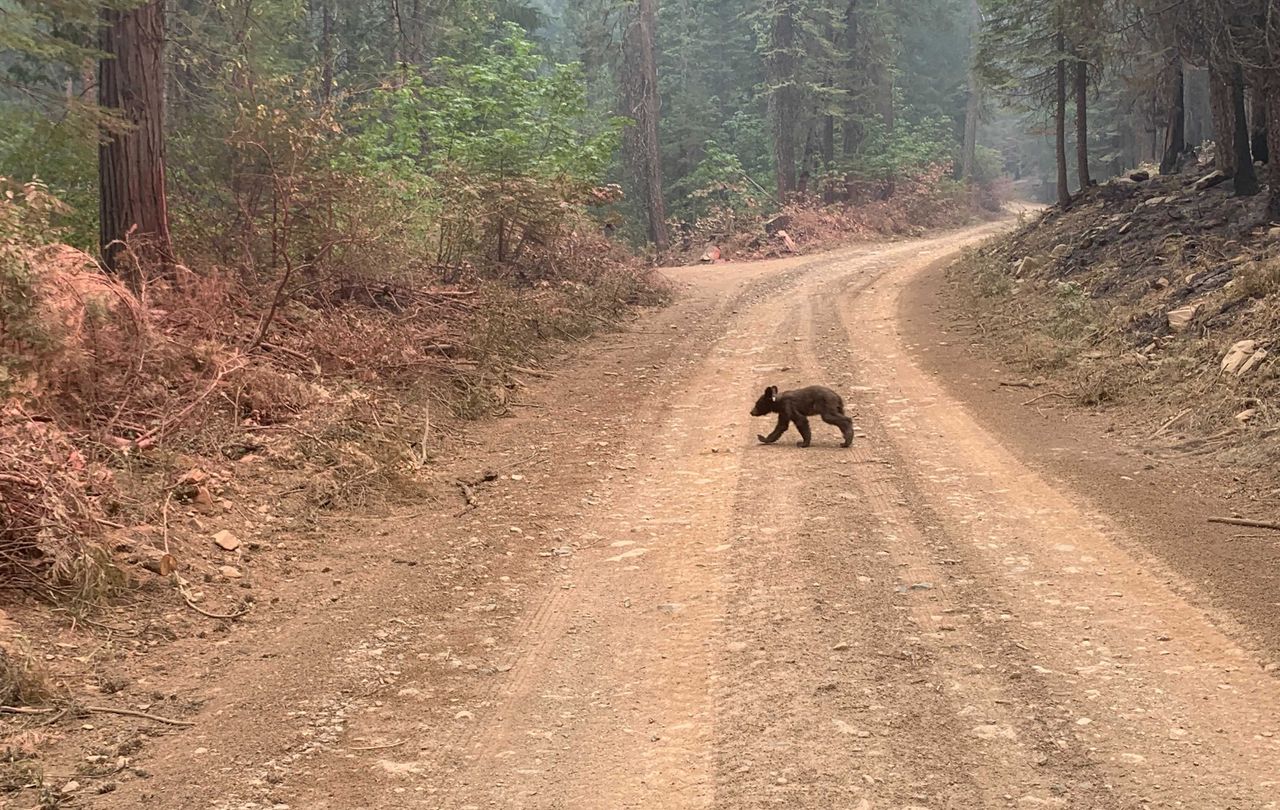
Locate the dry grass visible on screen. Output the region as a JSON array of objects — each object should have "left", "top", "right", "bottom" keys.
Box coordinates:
[
  {"left": 1, "top": 181, "right": 667, "bottom": 607},
  {"left": 669, "top": 166, "right": 1001, "bottom": 264},
  {"left": 944, "top": 172, "right": 1279, "bottom": 490},
  {"left": 0, "top": 644, "right": 51, "bottom": 708}
]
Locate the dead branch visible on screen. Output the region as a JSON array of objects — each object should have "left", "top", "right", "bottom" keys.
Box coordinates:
[
  {"left": 350, "top": 740, "right": 406, "bottom": 752},
  {"left": 1207, "top": 516, "right": 1280, "bottom": 532},
  {"left": 1149, "top": 408, "right": 1192, "bottom": 439},
  {"left": 1021, "top": 391, "right": 1069, "bottom": 406},
  {"left": 2, "top": 704, "right": 194, "bottom": 727},
  {"left": 85, "top": 705, "right": 195, "bottom": 727},
  {"left": 510, "top": 365, "right": 556, "bottom": 379}
]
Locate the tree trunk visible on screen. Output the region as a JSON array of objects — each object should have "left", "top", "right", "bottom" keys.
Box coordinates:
[
  {"left": 98, "top": 0, "right": 173, "bottom": 281},
  {"left": 1074, "top": 50, "right": 1090, "bottom": 188},
  {"left": 1251, "top": 84, "right": 1269, "bottom": 164},
  {"left": 1231, "top": 64, "right": 1259, "bottom": 195},
  {"left": 621, "top": 0, "right": 669, "bottom": 250},
  {"left": 1267, "top": 85, "right": 1280, "bottom": 220},
  {"left": 768, "top": 0, "right": 798, "bottom": 201},
  {"left": 1160, "top": 59, "right": 1186, "bottom": 174},
  {"left": 821, "top": 113, "right": 835, "bottom": 202},
  {"left": 960, "top": 0, "right": 981, "bottom": 180},
  {"left": 319, "top": 0, "right": 335, "bottom": 104},
  {"left": 1055, "top": 33, "right": 1070, "bottom": 208},
  {"left": 1208, "top": 64, "right": 1236, "bottom": 176},
  {"left": 841, "top": 0, "right": 864, "bottom": 160}
]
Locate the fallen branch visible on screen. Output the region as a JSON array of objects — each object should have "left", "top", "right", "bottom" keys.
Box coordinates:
[
  {"left": 3, "top": 704, "right": 194, "bottom": 727},
  {"left": 510, "top": 365, "right": 556, "bottom": 379},
  {"left": 0, "top": 706, "right": 56, "bottom": 716},
  {"left": 161, "top": 491, "right": 251, "bottom": 621},
  {"left": 1207, "top": 516, "right": 1280, "bottom": 532},
  {"left": 176, "top": 583, "right": 253, "bottom": 620},
  {"left": 85, "top": 705, "right": 195, "bottom": 727},
  {"left": 349, "top": 739, "right": 406, "bottom": 752},
  {"left": 1149, "top": 408, "right": 1192, "bottom": 439},
  {"left": 1022, "top": 391, "right": 1069, "bottom": 406},
  {"left": 999, "top": 380, "right": 1037, "bottom": 389}
]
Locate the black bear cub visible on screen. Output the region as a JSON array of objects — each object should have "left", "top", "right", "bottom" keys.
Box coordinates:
[{"left": 751, "top": 385, "right": 854, "bottom": 448}]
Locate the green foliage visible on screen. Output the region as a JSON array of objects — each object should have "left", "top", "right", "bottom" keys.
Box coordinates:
[
  {"left": 0, "top": 179, "right": 65, "bottom": 397},
  {"left": 848, "top": 114, "right": 959, "bottom": 180},
  {"left": 0, "top": 107, "right": 98, "bottom": 250},
  {"left": 417, "top": 25, "right": 620, "bottom": 182},
  {"left": 674, "top": 140, "right": 770, "bottom": 222}
]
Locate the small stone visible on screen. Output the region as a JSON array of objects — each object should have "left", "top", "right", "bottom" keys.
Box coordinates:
[
  {"left": 61, "top": 781, "right": 81, "bottom": 795},
  {"left": 832, "top": 642, "right": 850, "bottom": 651},
  {"left": 1050, "top": 244, "right": 1071, "bottom": 259},
  {"left": 1166, "top": 304, "right": 1199, "bottom": 331},
  {"left": 455, "top": 710, "right": 475, "bottom": 720},
  {"left": 213, "top": 530, "right": 241, "bottom": 552},
  {"left": 1129, "top": 170, "right": 1150, "bottom": 182},
  {"left": 1235, "top": 409, "right": 1257, "bottom": 423},
  {"left": 1221, "top": 340, "right": 1258, "bottom": 374},
  {"left": 218, "top": 565, "right": 243, "bottom": 579}
]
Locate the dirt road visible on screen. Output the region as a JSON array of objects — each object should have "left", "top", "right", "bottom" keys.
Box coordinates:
[{"left": 86, "top": 224, "right": 1280, "bottom": 809}]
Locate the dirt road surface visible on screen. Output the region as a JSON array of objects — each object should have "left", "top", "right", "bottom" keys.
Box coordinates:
[{"left": 83, "top": 223, "right": 1280, "bottom": 809}]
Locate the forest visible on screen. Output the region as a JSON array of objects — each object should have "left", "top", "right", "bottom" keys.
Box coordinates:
[
  {"left": 2, "top": 0, "right": 1278, "bottom": 269},
  {"left": 1, "top": 0, "right": 1279, "bottom": 605}
]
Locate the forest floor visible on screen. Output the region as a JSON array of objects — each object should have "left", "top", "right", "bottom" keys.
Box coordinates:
[{"left": 5, "top": 219, "right": 1280, "bottom": 809}]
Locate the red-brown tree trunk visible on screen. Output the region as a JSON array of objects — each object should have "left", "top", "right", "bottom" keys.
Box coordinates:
[
  {"left": 99, "top": 0, "right": 173, "bottom": 281},
  {"left": 621, "top": 0, "right": 669, "bottom": 250},
  {"left": 768, "top": 0, "right": 798, "bottom": 201}
]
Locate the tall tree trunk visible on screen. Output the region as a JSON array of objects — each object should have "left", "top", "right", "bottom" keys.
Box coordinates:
[
  {"left": 621, "top": 0, "right": 669, "bottom": 250},
  {"left": 1267, "top": 85, "right": 1280, "bottom": 220},
  {"left": 1208, "top": 64, "right": 1236, "bottom": 175},
  {"left": 1074, "top": 50, "right": 1090, "bottom": 188},
  {"left": 1160, "top": 59, "right": 1186, "bottom": 174},
  {"left": 841, "top": 0, "right": 862, "bottom": 159},
  {"left": 960, "top": 0, "right": 981, "bottom": 180},
  {"left": 768, "top": 0, "right": 798, "bottom": 201},
  {"left": 99, "top": 0, "right": 173, "bottom": 281},
  {"left": 1231, "top": 64, "right": 1259, "bottom": 195},
  {"left": 1250, "top": 84, "right": 1269, "bottom": 164},
  {"left": 821, "top": 113, "right": 835, "bottom": 202},
  {"left": 319, "top": 0, "right": 335, "bottom": 104},
  {"left": 1054, "top": 33, "right": 1070, "bottom": 208}
]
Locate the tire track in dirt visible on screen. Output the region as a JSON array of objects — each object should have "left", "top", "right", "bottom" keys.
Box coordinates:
[{"left": 828, "top": 249, "right": 1280, "bottom": 806}]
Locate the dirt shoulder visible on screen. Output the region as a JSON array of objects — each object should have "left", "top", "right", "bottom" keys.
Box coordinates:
[{"left": 904, "top": 256, "right": 1280, "bottom": 660}]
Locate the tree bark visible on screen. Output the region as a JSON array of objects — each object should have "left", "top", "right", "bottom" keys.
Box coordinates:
[
  {"left": 1231, "top": 63, "right": 1259, "bottom": 195},
  {"left": 960, "top": 0, "right": 981, "bottom": 180},
  {"left": 99, "top": 0, "right": 173, "bottom": 281},
  {"left": 1160, "top": 59, "right": 1186, "bottom": 174},
  {"left": 1250, "top": 84, "right": 1269, "bottom": 163},
  {"left": 1208, "top": 64, "right": 1236, "bottom": 176},
  {"left": 1055, "top": 33, "right": 1070, "bottom": 208},
  {"left": 1267, "top": 85, "right": 1280, "bottom": 220},
  {"left": 1074, "top": 50, "right": 1090, "bottom": 188},
  {"left": 841, "top": 0, "right": 863, "bottom": 159},
  {"left": 621, "top": 0, "right": 669, "bottom": 250},
  {"left": 768, "top": 0, "right": 798, "bottom": 201}
]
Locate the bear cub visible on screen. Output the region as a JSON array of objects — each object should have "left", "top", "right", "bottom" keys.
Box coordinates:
[{"left": 751, "top": 385, "right": 855, "bottom": 448}]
